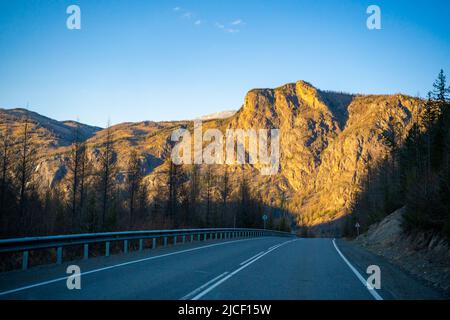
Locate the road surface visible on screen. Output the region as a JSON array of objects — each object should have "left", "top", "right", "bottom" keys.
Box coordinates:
[{"left": 0, "top": 237, "right": 440, "bottom": 300}]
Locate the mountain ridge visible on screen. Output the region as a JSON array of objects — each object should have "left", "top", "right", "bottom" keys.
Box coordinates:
[{"left": 0, "top": 80, "right": 423, "bottom": 228}]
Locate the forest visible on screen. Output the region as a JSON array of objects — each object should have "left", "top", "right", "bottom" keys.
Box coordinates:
[
  {"left": 347, "top": 70, "right": 450, "bottom": 241},
  {"left": 0, "top": 118, "right": 290, "bottom": 237}
]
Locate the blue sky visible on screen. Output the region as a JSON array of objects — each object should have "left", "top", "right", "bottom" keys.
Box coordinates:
[{"left": 0, "top": 0, "right": 449, "bottom": 127}]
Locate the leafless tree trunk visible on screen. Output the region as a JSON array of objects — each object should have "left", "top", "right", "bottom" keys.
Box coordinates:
[
  {"left": 98, "top": 123, "right": 116, "bottom": 229},
  {"left": 67, "top": 123, "right": 86, "bottom": 228},
  {"left": 203, "top": 165, "right": 214, "bottom": 226},
  {"left": 0, "top": 123, "right": 12, "bottom": 211},
  {"left": 16, "top": 113, "right": 35, "bottom": 219},
  {"left": 219, "top": 166, "right": 229, "bottom": 226},
  {"left": 126, "top": 150, "right": 143, "bottom": 228},
  {"left": 189, "top": 164, "right": 200, "bottom": 224}
]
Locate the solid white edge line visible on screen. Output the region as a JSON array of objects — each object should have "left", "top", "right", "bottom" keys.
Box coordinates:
[
  {"left": 191, "top": 238, "right": 297, "bottom": 300},
  {"left": 180, "top": 272, "right": 229, "bottom": 300},
  {"left": 0, "top": 237, "right": 262, "bottom": 297},
  {"left": 332, "top": 238, "right": 383, "bottom": 301},
  {"left": 239, "top": 251, "right": 265, "bottom": 266}
]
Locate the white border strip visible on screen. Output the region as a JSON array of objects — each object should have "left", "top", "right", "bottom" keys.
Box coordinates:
[
  {"left": 180, "top": 272, "right": 229, "bottom": 300},
  {"left": 191, "top": 239, "right": 297, "bottom": 300},
  {"left": 332, "top": 238, "right": 383, "bottom": 300},
  {"left": 239, "top": 251, "right": 265, "bottom": 266}
]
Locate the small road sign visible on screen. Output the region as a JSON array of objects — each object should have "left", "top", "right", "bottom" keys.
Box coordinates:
[{"left": 355, "top": 222, "right": 361, "bottom": 236}]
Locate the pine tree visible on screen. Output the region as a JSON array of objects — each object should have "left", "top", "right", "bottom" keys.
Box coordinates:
[{"left": 432, "top": 69, "right": 450, "bottom": 104}]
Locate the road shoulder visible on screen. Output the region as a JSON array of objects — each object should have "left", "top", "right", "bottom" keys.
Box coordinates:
[{"left": 335, "top": 239, "right": 448, "bottom": 300}]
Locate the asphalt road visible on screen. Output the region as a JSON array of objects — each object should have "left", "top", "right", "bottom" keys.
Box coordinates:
[{"left": 0, "top": 237, "right": 388, "bottom": 300}]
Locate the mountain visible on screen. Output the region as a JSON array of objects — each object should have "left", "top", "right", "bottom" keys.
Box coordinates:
[
  {"left": 0, "top": 108, "right": 101, "bottom": 148},
  {"left": 197, "top": 110, "right": 237, "bottom": 120},
  {"left": 0, "top": 81, "right": 423, "bottom": 230}
]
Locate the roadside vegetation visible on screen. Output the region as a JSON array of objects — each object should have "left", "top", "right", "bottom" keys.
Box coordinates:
[{"left": 347, "top": 70, "right": 450, "bottom": 242}]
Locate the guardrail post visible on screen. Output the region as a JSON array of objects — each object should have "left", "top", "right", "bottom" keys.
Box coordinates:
[
  {"left": 152, "top": 238, "right": 156, "bottom": 249},
  {"left": 182, "top": 235, "right": 186, "bottom": 244},
  {"left": 105, "top": 241, "right": 110, "bottom": 256},
  {"left": 164, "top": 236, "right": 168, "bottom": 247},
  {"left": 139, "top": 239, "right": 143, "bottom": 252},
  {"left": 124, "top": 240, "right": 128, "bottom": 254},
  {"left": 190, "top": 234, "right": 193, "bottom": 242},
  {"left": 215, "top": 232, "right": 218, "bottom": 240},
  {"left": 83, "top": 244, "right": 89, "bottom": 260},
  {"left": 22, "top": 251, "right": 29, "bottom": 270},
  {"left": 56, "top": 247, "right": 62, "bottom": 264}
]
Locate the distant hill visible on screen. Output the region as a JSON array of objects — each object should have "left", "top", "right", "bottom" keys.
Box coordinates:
[{"left": 0, "top": 108, "right": 101, "bottom": 148}]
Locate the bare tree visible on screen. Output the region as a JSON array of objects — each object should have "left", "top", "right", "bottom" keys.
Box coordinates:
[
  {"left": 67, "top": 122, "right": 87, "bottom": 228},
  {"left": 189, "top": 164, "right": 201, "bottom": 225},
  {"left": 15, "top": 111, "right": 36, "bottom": 222},
  {"left": 126, "top": 150, "right": 144, "bottom": 227},
  {"left": 0, "top": 123, "right": 12, "bottom": 211},
  {"left": 203, "top": 165, "right": 215, "bottom": 226},
  {"left": 219, "top": 166, "right": 230, "bottom": 226},
  {"left": 166, "top": 159, "right": 181, "bottom": 221},
  {"left": 78, "top": 142, "right": 89, "bottom": 219},
  {"left": 98, "top": 123, "right": 116, "bottom": 229}
]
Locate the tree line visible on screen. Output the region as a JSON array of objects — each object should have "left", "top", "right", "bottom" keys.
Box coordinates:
[
  {"left": 347, "top": 70, "right": 450, "bottom": 241},
  {"left": 0, "top": 119, "right": 290, "bottom": 237}
]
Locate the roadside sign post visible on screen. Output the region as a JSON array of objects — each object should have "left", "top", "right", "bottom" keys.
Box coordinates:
[
  {"left": 262, "top": 214, "right": 268, "bottom": 229},
  {"left": 355, "top": 222, "right": 360, "bottom": 236}
]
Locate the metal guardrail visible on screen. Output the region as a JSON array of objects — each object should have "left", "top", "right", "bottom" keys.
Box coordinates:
[{"left": 0, "top": 228, "right": 294, "bottom": 270}]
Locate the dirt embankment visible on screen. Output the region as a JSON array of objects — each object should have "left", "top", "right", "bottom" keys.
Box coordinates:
[{"left": 354, "top": 207, "right": 450, "bottom": 293}]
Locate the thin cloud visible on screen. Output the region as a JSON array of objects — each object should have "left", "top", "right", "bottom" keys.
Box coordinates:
[
  {"left": 173, "top": 7, "right": 244, "bottom": 33},
  {"left": 216, "top": 21, "right": 242, "bottom": 34}
]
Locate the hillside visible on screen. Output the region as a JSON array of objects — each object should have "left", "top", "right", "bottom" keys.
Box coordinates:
[
  {"left": 0, "top": 80, "right": 426, "bottom": 236},
  {"left": 0, "top": 108, "right": 101, "bottom": 149}
]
